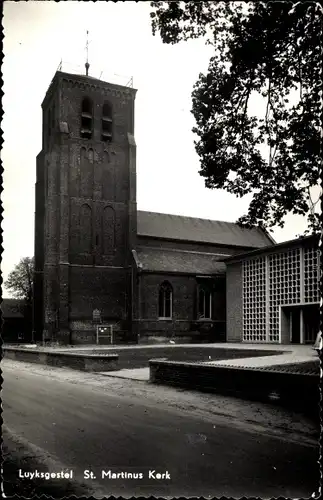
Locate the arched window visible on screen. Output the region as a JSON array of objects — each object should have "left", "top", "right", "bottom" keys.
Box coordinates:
[
  {"left": 80, "top": 97, "right": 93, "bottom": 139},
  {"left": 101, "top": 101, "right": 113, "bottom": 142},
  {"left": 158, "top": 281, "right": 173, "bottom": 319},
  {"left": 198, "top": 287, "right": 212, "bottom": 320}
]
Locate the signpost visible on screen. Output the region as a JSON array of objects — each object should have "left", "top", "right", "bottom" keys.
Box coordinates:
[
  {"left": 92, "top": 309, "right": 114, "bottom": 344},
  {"left": 96, "top": 325, "right": 114, "bottom": 345}
]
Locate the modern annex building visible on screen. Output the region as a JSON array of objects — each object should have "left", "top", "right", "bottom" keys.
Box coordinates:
[
  {"left": 226, "top": 234, "right": 320, "bottom": 344},
  {"left": 33, "top": 67, "right": 320, "bottom": 345}
]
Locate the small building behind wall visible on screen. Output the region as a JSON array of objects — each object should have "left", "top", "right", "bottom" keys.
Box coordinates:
[
  {"left": 1, "top": 298, "right": 28, "bottom": 343},
  {"left": 225, "top": 234, "right": 320, "bottom": 344}
]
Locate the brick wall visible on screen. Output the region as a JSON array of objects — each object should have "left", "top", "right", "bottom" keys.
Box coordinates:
[
  {"left": 226, "top": 262, "right": 243, "bottom": 342},
  {"left": 140, "top": 273, "right": 196, "bottom": 321},
  {"left": 69, "top": 266, "right": 130, "bottom": 319},
  {"left": 137, "top": 273, "right": 226, "bottom": 340},
  {"left": 33, "top": 152, "right": 46, "bottom": 340},
  {"left": 33, "top": 71, "right": 137, "bottom": 344}
]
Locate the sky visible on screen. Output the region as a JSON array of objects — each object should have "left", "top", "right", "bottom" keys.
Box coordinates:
[{"left": 1, "top": 1, "right": 320, "bottom": 296}]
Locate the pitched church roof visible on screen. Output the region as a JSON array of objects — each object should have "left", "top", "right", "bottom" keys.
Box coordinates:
[
  {"left": 134, "top": 247, "right": 226, "bottom": 275},
  {"left": 137, "top": 211, "right": 274, "bottom": 249}
]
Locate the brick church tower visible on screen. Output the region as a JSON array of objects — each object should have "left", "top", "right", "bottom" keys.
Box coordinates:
[{"left": 33, "top": 67, "right": 137, "bottom": 343}]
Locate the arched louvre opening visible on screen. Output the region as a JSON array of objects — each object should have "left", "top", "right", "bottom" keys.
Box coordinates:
[
  {"left": 102, "top": 101, "right": 113, "bottom": 142},
  {"left": 158, "top": 281, "right": 173, "bottom": 319},
  {"left": 80, "top": 97, "right": 93, "bottom": 139}
]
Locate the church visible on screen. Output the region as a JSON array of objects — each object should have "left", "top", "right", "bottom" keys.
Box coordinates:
[{"left": 33, "top": 66, "right": 320, "bottom": 345}]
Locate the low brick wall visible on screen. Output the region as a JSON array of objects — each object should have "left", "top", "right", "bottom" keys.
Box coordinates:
[
  {"left": 138, "top": 335, "right": 197, "bottom": 345},
  {"left": 3, "top": 347, "right": 118, "bottom": 372},
  {"left": 149, "top": 360, "right": 319, "bottom": 417}
]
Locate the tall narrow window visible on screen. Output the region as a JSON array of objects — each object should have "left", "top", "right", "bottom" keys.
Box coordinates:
[
  {"left": 79, "top": 203, "right": 92, "bottom": 253},
  {"left": 80, "top": 97, "right": 93, "bottom": 139},
  {"left": 198, "top": 287, "right": 212, "bottom": 319},
  {"left": 102, "top": 101, "right": 113, "bottom": 142},
  {"left": 102, "top": 206, "right": 116, "bottom": 254},
  {"left": 88, "top": 148, "right": 94, "bottom": 163},
  {"left": 80, "top": 147, "right": 87, "bottom": 164},
  {"left": 158, "top": 281, "right": 173, "bottom": 319}
]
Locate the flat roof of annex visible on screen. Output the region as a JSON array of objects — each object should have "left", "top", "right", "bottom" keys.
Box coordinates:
[
  {"left": 42, "top": 70, "right": 137, "bottom": 108},
  {"left": 224, "top": 233, "right": 320, "bottom": 264}
]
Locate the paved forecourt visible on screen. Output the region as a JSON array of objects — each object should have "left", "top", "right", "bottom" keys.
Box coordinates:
[{"left": 99, "top": 343, "right": 318, "bottom": 381}]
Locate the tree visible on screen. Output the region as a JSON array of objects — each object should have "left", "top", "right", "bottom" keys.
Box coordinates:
[
  {"left": 5, "top": 257, "right": 34, "bottom": 304},
  {"left": 150, "top": 1, "right": 322, "bottom": 232}
]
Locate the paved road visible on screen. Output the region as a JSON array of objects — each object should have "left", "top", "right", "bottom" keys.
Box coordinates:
[{"left": 2, "top": 361, "right": 319, "bottom": 498}]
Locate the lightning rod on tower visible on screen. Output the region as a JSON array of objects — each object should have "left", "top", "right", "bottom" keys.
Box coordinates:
[{"left": 85, "top": 30, "right": 90, "bottom": 76}]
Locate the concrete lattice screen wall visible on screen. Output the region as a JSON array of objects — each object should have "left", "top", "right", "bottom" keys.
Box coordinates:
[
  {"left": 268, "top": 249, "right": 301, "bottom": 342},
  {"left": 304, "top": 247, "right": 320, "bottom": 303},
  {"left": 242, "top": 258, "right": 267, "bottom": 342},
  {"left": 241, "top": 245, "right": 320, "bottom": 343}
]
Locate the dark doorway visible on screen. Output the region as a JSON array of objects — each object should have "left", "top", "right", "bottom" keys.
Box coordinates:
[
  {"left": 303, "top": 304, "right": 320, "bottom": 344},
  {"left": 290, "top": 308, "right": 300, "bottom": 343}
]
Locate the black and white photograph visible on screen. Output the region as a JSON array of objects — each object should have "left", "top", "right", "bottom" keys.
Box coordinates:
[{"left": 1, "top": 1, "right": 321, "bottom": 498}]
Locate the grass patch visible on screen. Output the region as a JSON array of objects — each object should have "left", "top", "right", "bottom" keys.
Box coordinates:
[{"left": 71, "top": 346, "right": 285, "bottom": 370}]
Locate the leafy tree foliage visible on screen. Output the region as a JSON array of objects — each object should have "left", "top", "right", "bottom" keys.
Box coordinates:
[
  {"left": 5, "top": 257, "right": 34, "bottom": 303},
  {"left": 151, "top": 1, "right": 321, "bottom": 232}
]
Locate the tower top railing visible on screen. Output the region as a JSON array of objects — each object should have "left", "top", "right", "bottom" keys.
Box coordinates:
[{"left": 56, "top": 60, "right": 134, "bottom": 88}]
